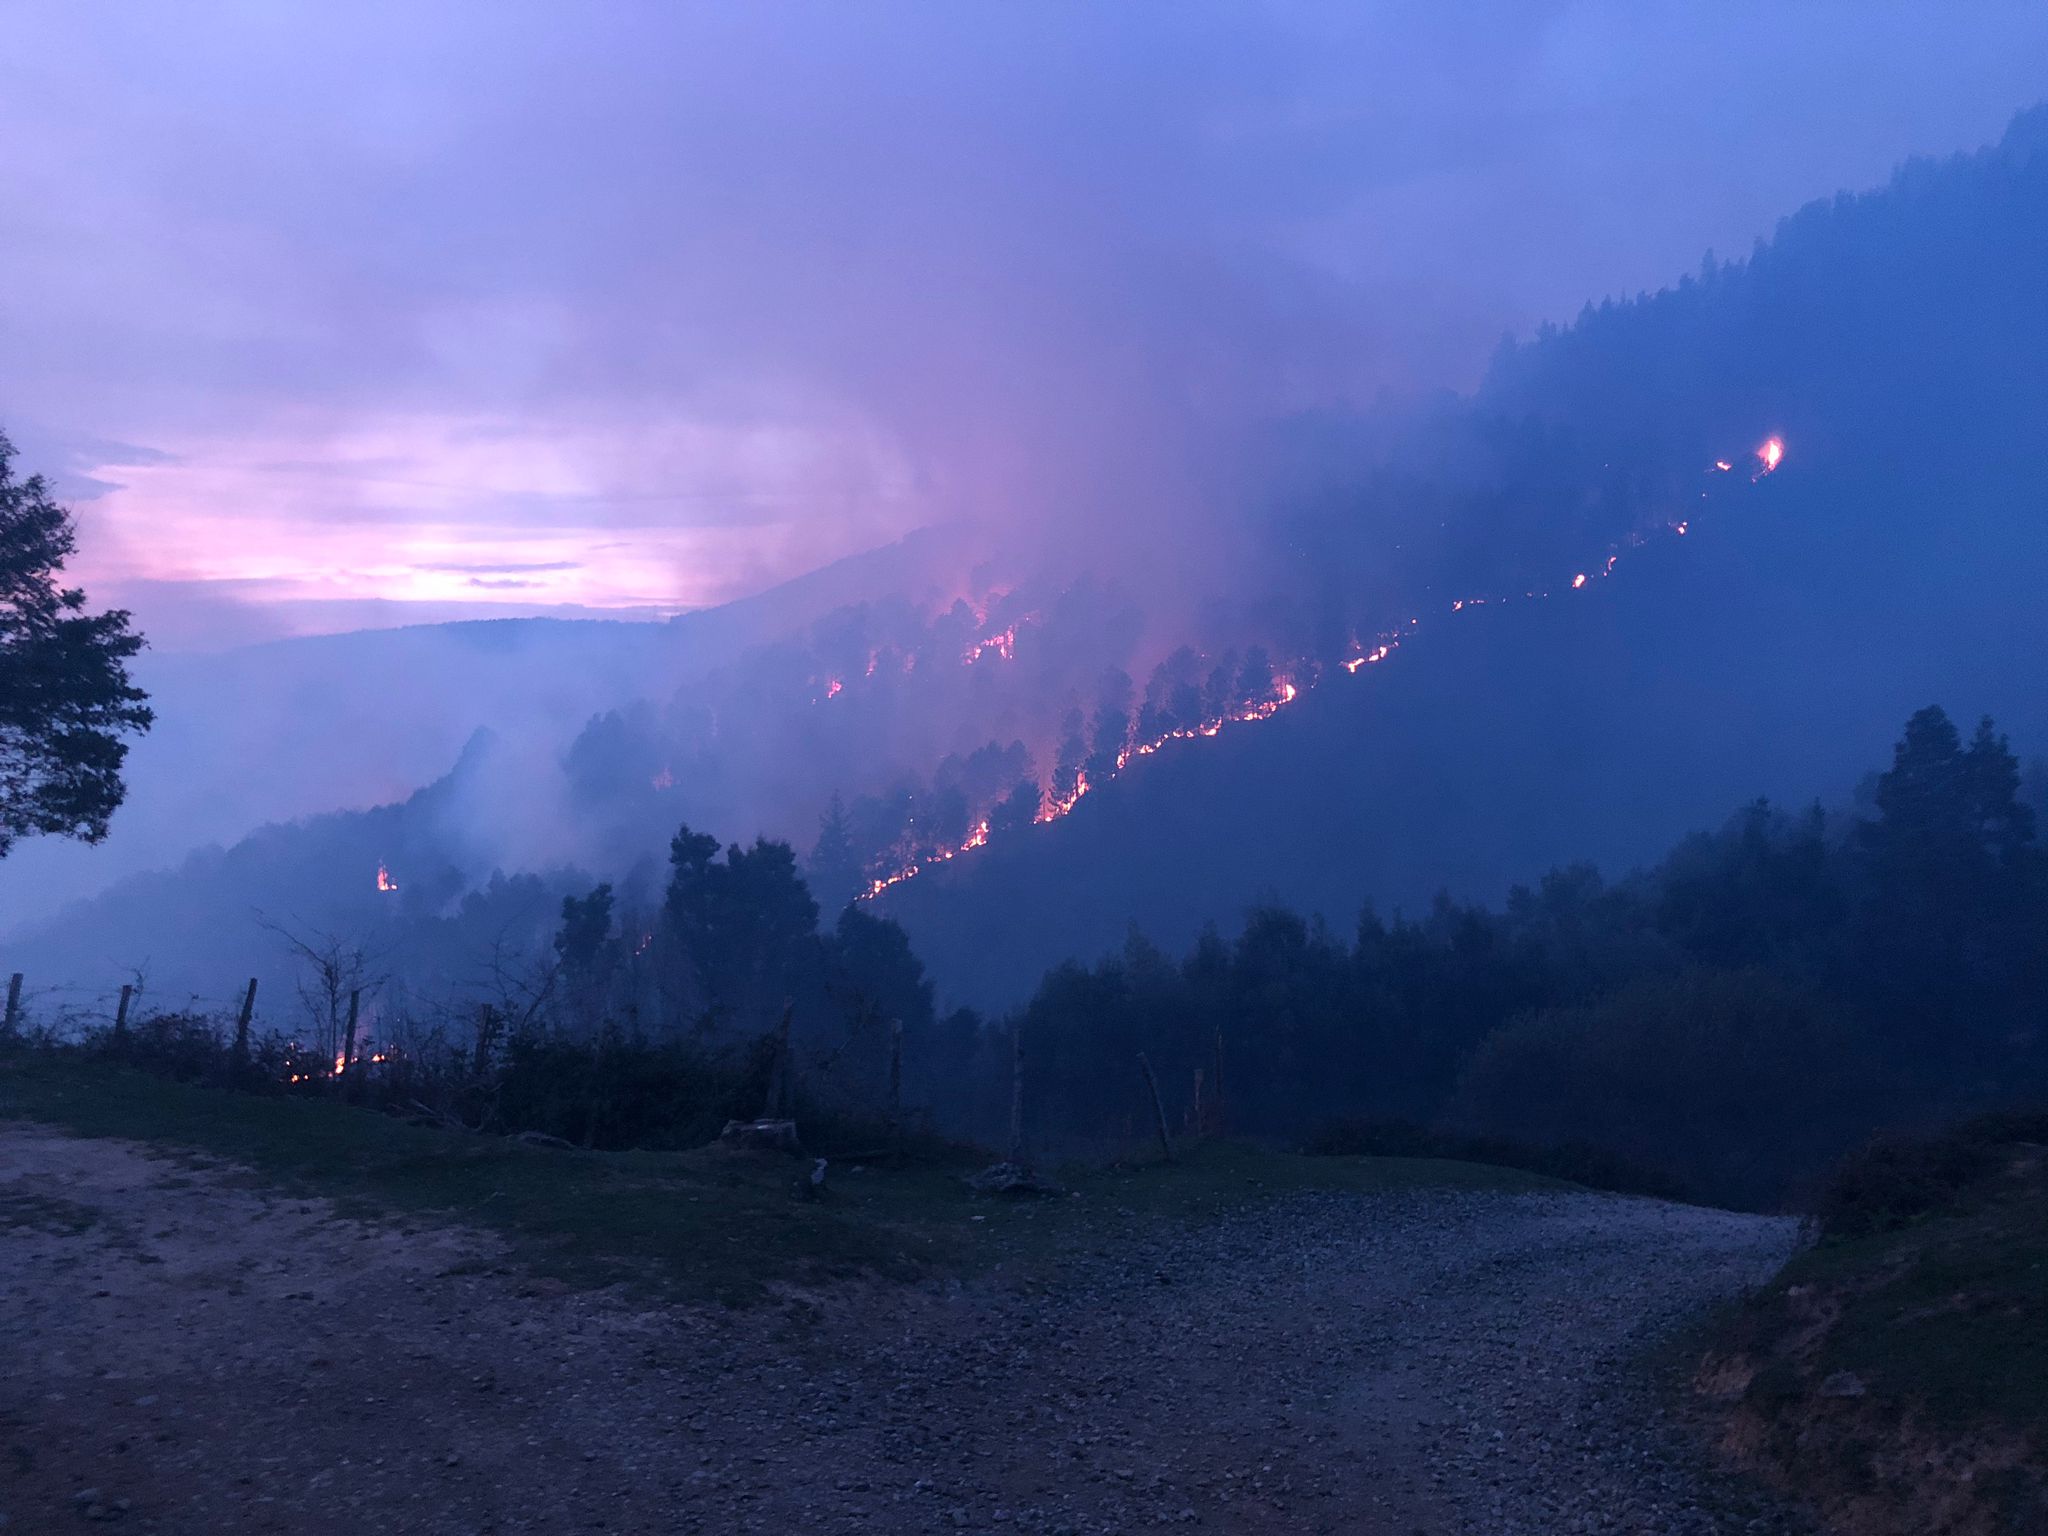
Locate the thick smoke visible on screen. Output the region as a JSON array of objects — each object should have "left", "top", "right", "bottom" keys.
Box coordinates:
[{"left": 7, "top": 5, "right": 2048, "bottom": 991}]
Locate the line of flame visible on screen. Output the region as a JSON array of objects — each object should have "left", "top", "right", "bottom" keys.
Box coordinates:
[{"left": 848, "top": 439, "right": 1778, "bottom": 903}]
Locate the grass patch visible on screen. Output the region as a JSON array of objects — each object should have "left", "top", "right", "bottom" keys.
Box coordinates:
[
  {"left": 0, "top": 1052, "right": 1558, "bottom": 1305},
  {"left": 1699, "top": 1118, "right": 2048, "bottom": 1534},
  {"left": 1775, "top": 1158, "right": 2048, "bottom": 1428}
]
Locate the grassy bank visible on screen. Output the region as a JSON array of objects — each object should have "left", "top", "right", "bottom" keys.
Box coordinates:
[
  {"left": 1697, "top": 1118, "right": 2048, "bottom": 1534},
  {"left": 0, "top": 1050, "right": 1558, "bottom": 1306}
]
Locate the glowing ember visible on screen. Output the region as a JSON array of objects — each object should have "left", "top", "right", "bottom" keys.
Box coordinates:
[
  {"left": 855, "top": 427, "right": 1776, "bottom": 904},
  {"left": 1037, "top": 772, "right": 1091, "bottom": 823},
  {"left": 826, "top": 679, "right": 843, "bottom": 699},
  {"left": 964, "top": 625, "right": 1019, "bottom": 664},
  {"left": 860, "top": 819, "right": 992, "bottom": 900},
  {"left": 376, "top": 862, "right": 399, "bottom": 893}
]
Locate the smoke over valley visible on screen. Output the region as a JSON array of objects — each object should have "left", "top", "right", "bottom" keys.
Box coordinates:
[{"left": 12, "top": 14, "right": 2048, "bottom": 1533}]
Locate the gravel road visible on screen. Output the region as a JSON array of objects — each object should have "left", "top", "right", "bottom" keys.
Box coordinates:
[{"left": 1, "top": 1124, "right": 1807, "bottom": 1534}]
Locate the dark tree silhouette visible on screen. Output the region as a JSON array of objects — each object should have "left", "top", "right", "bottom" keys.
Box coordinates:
[
  {"left": 666, "top": 824, "right": 820, "bottom": 1026},
  {"left": 805, "top": 792, "right": 863, "bottom": 911},
  {"left": 0, "top": 432, "right": 153, "bottom": 856},
  {"left": 555, "top": 882, "right": 615, "bottom": 976},
  {"left": 989, "top": 778, "right": 1042, "bottom": 838}
]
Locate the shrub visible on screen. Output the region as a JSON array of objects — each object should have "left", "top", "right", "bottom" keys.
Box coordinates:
[
  {"left": 1814, "top": 1108, "right": 2048, "bottom": 1237},
  {"left": 1302, "top": 1115, "right": 1685, "bottom": 1198},
  {"left": 1451, "top": 968, "right": 1873, "bottom": 1209}
]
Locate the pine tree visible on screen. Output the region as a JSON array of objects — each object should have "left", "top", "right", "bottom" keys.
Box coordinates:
[{"left": 806, "top": 792, "right": 863, "bottom": 910}]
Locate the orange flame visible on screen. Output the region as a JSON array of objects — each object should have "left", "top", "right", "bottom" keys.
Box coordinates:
[
  {"left": 963, "top": 624, "right": 1019, "bottom": 664},
  {"left": 376, "top": 862, "right": 399, "bottom": 893},
  {"left": 856, "top": 427, "right": 1773, "bottom": 904}
]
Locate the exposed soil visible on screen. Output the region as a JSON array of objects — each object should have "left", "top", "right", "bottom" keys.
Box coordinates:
[
  {"left": 2, "top": 1123, "right": 1808, "bottom": 1534},
  {"left": 1697, "top": 1146, "right": 2048, "bottom": 1535}
]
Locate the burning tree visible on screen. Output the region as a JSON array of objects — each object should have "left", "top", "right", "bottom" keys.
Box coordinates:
[{"left": 264, "top": 919, "right": 386, "bottom": 1077}]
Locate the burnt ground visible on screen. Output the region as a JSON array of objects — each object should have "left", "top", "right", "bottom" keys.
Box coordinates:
[{"left": 1, "top": 1122, "right": 1808, "bottom": 1535}]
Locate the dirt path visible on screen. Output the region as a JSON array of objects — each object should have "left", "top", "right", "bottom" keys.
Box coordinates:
[{"left": 1, "top": 1124, "right": 1807, "bottom": 1534}]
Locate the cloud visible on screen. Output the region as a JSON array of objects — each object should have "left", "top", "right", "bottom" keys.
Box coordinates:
[
  {"left": 419, "top": 560, "right": 580, "bottom": 575},
  {"left": 3, "top": 3, "right": 2046, "bottom": 644}
]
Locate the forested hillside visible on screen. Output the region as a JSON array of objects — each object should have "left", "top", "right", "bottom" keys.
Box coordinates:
[{"left": 881, "top": 108, "right": 2048, "bottom": 1009}]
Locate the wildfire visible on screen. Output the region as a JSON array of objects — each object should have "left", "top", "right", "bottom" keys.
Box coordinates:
[
  {"left": 290, "top": 1048, "right": 391, "bottom": 1085},
  {"left": 963, "top": 625, "right": 1019, "bottom": 664},
  {"left": 826, "top": 679, "right": 843, "bottom": 699},
  {"left": 376, "top": 862, "right": 399, "bottom": 893},
  {"left": 860, "top": 819, "right": 992, "bottom": 900},
  {"left": 852, "top": 427, "right": 1782, "bottom": 904},
  {"left": 1037, "top": 771, "right": 1090, "bottom": 823},
  {"left": 651, "top": 766, "right": 675, "bottom": 791}
]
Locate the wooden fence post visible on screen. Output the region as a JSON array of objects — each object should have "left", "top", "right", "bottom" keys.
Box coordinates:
[
  {"left": 337, "top": 988, "right": 360, "bottom": 1097},
  {"left": 4, "top": 972, "right": 21, "bottom": 1035},
  {"left": 758, "top": 1001, "right": 795, "bottom": 1120},
  {"left": 886, "top": 1017, "right": 904, "bottom": 1145},
  {"left": 232, "top": 978, "right": 257, "bottom": 1069},
  {"left": 114, "top": 984, "right": 133, "bottom": 1044},
  {"left": 1007, "top": 1025, "right": 1025, "bottom": 1165},
  {"left": 1212, "top": 1026, "right": 1227, "bottom": 1135},
  {"left": 473, "top": 1003, "right": 497, "bottom": 1078},
  {"left": 779, "top": 1001, "right": 795, "bottom": 1116},
  {"left": 1138, "top": 1052, "right": 1174, "bottom": 1164}
]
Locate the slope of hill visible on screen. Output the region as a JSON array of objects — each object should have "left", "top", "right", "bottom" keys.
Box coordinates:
[
  {"left": 0, "top": 525, "right": 970, "bottom": 933},
  {"left": 878, "top": 109, "right": 2048, "bottom": 1010},
  {"left": 14, "top": 110, "right": 2047, "bottom": 1025}
]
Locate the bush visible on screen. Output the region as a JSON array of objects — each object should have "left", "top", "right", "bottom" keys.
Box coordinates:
[
  {"left": 90, "top": 1010, "right": 228, "bottom": 1082},
  {"left": 1814, "top": 1108, "right": 2048, "bottom": 1238},
  {"left": 496, "top": 1030, "right": 758, "bottom": 1150},
  {"left": 1452, "top": 968, "right": 1873, "bottom": 1209},
  {"left": 1302, "top": 1115, "right": 1685, "bottom": 1198}
]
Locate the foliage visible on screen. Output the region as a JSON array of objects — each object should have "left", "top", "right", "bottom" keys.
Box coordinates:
[
  {"left": 1453, "top": 969, "right": 1869, "bottom": 1209},
  {"left": 1300, "top": 1116, "right": 1683, "bottom": 1199},
  {"left": 29, "top": 700, "right": 2048, "bottom": 1214},
  {"left": 1707, "top": 1105, "right": 2048, "bottom": 1535},
  {"left": 1813, "top": 1108, "right": 2048, "bottom": 1239},
  {"left": 0, "top": 430, "right": 153, "bottom": 855},
  {"left": 998, "top": 706, "right": 2048, "bottom": 1206}
]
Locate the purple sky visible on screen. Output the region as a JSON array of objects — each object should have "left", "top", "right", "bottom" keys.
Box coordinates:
[{"left": 4, "top": 2, "right": 2044, "bottom": 649}]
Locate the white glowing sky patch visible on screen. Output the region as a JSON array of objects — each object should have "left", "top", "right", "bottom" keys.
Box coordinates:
[{"left": 62, "top": 412, "right": 920, "bottom": 622}]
